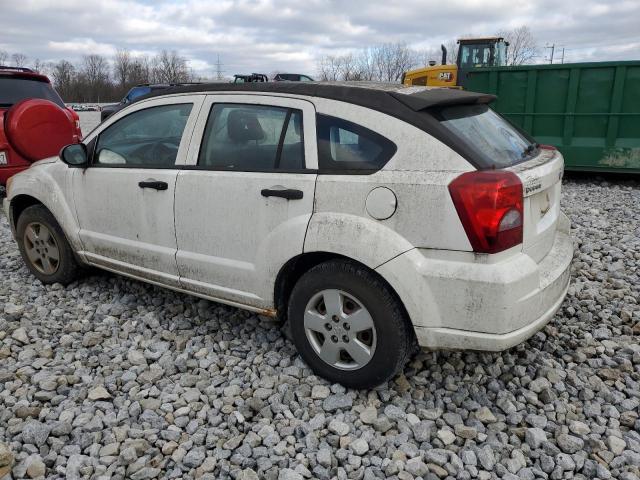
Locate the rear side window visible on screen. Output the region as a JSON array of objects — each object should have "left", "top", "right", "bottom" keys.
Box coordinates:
[
  {"left": 435, "top": 104, "right": 537, "bottom": 169},
  {"left": 198, "top": 103, "right": 305, "bottom": 171},
  {"left": 0, "top": 77, "right": 65, "bottom": 108},
  {"left": 316, "top": 114, "right": 397, "bottom": 172}
]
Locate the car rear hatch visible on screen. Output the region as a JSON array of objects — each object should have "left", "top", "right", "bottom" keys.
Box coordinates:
[
  {"left": 508, "top": 148, "right": 564, "bottom": 262},
  {"left": 432, "top": 101, "right": 564, "bottom": 260}
]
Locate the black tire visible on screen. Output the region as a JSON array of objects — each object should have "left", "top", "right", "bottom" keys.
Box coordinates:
[
  {"left": 16, "top": 205, "right": 80, "bottom": 285},
  {"left": 288, "top": 260, "right": 415, "bottom": 389}
]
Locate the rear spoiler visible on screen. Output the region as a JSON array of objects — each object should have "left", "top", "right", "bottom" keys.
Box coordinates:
[{"left": 390, "top": 89, "right": 496, "bottom": 111}]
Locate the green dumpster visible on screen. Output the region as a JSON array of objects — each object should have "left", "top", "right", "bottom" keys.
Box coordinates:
[{"left": 464, "top": 61, "right": 640, "bottom": 173}]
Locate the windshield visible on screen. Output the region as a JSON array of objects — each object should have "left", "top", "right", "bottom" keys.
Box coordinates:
[
  {"left": 436, "top": 104, "right": 537, "bottom": 168},
  {"left": 0, "top": 77, "right": 65, "bottom": 108},
  {"left": 459, "top": 44, "right": 492, "bottom": 68},
  {"left": 126, "top": 86, "right": 152, "bottom": 102}
]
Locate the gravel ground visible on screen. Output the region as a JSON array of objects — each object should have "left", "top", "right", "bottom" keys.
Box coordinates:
[{"left": 0, "top": 176, "right": 639, "bottom": 480}]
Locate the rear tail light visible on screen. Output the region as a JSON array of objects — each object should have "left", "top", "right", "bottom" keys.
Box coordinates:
[
  {"left": 448, "top": 170, "right": 523, "bottom": 254},
  {"left": 540, "top": 144, "right": 557, "bottom": 151}
]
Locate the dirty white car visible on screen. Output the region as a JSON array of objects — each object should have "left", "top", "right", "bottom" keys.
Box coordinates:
[{"left": 3, "top": 83, "right": 573, "bottom": 388}]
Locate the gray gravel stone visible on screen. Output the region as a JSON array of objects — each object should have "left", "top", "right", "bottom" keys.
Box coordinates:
[
  {"left": 322, "top": 394, "right": 352, "bottom": 411},
  {"left": 525, "top": 428, "right": 548, "bottom": 449},
  {"left": 0, "top": 177, "right": 639, "bottom": 479},
  {"left": 21, "top": 421, "right": 51, "bottom": 447},
  {"left": 556, "top": 433, "right": 584, "bottom": 454}
]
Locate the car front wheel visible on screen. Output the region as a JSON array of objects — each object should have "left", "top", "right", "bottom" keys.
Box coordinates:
[
  {"left": 288, "top": 260, "right": 415, "bottom": 389},
  {"left": 16, "top": 205, "right": 80, "bottom": 285}
]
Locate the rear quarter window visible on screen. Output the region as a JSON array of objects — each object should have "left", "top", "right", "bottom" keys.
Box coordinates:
[
  {"left": 316, "top": 114, "right": 397, "bottom": 173},
  {"left": 434, "top": 104, "right": 537, "bottom": 169}
]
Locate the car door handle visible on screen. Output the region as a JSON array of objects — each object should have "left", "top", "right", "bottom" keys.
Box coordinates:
[
  {"left": 261, "top": 188, "right": 304, "bottom": 200},
  {"left": 138, "top": 180, "right": 168, "bottom": 190}
]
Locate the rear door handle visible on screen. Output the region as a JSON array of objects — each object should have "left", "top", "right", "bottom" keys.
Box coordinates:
[
  {"left": 138, "top": 180, "right": 168, "bottom": 190},
  {"left": 261, "top": 188, "right": 304, "bottom": 200}
]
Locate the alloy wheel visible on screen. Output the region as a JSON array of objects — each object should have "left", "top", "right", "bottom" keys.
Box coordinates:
[
  {"left": 303, "top": 289, "right": 377, "bottom": 370},
  {"left": 23, "top": 222, "right": 60, "bottom": 275}
]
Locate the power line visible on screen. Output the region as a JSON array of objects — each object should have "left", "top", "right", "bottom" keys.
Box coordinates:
[
  {"left": 215, "top": 54, "right": 224, "bottom": 80},
  {"left": 545, "top": 43, "right": 555, "bottom": 64}
]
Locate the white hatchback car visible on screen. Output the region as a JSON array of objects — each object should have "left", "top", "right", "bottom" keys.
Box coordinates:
[{"left": 3, "top": 83, "right": 573, "bottom": 388}]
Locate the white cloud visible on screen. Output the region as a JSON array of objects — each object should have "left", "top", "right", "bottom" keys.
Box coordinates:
[
  {"left": 48, "top": 38, "right": 117, "bottom": 57},
  {"left": 1, "top": 0, "right": 637, "bottom": 76}
]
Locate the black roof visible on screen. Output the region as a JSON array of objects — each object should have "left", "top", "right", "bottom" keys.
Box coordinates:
[
  {"left": 142, "top": 81, "right": 494, "bottom": 111},
  {"left": 138, "top": 82, "right": 497, "bottom": 169}
]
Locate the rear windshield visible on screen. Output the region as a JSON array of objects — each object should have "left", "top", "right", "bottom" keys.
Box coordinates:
[
  {"left": 0, "top": 77, "right": 65, "bottom": 108},
  {"left": 435, "top": 104, "right": 538, "bottom": 168}
]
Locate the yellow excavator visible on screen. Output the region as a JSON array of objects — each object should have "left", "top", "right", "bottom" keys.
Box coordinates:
[{"left": 402, "top": 37, "right": 509, "bottom": 89}]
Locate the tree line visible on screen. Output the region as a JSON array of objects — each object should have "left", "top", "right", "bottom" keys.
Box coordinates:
[
  {"left": 0, "top": 49, "right": 194, "bottom": 102},
  {"left": 316, "top": 26, "right": 538, "bottom": 82},
  {"left": 1, "top": 25, "right": 538, "bottom": 101}
]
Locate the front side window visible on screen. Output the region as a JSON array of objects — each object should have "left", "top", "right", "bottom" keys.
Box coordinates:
[
  {"left": 316, "top": 114, "right": 397, "bottom": 172},
  {"left": 95, "top": 103, "right": 192, "bottom": 167},
  {"left": 198, "top": 103, "right": 305, "bottom": 171}
]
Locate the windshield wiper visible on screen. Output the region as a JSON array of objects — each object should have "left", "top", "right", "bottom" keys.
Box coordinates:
[{"left": 521, "top": 142, "right": 539, "bottom": 158}]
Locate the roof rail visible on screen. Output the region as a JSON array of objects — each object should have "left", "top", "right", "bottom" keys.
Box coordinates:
[{"left": 0, "top": 65, "right": 35, "bottom": 73}]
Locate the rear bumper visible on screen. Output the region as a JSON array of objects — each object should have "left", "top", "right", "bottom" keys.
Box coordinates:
[{"left": 377, "top": 212, "right": 573, "bottom": 351}]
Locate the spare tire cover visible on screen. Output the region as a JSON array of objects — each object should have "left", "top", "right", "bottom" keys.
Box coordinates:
[{"left": 5, "top": 99, "right": 76, "bottom": 162}]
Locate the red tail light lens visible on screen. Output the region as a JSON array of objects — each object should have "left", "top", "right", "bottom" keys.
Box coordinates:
[{"left": 448, "top": 171, "right": 523, "bottom": 254}]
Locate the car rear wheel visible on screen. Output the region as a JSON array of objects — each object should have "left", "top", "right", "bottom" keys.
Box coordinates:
[
  {"left": 288, "top": 260, "right": 415, "bottom": 389},
  {"left": 16, "top": 205, "right": 80, "bottom": 285}
]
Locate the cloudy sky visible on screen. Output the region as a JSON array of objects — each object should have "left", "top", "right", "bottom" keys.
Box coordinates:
[{"left": 0, "top": 0, "right": 638, "bottom": 78}]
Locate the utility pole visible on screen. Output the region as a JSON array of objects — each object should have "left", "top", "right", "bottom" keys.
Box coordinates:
[
  {"left": 215, "top": 55, "right": 224, "bottom": 81},
  {"left": 545, "top": 43, "right": 555, "bottom": 64},
  {"left": 560, "top": 47, "right": 565, "bottom": 64}
]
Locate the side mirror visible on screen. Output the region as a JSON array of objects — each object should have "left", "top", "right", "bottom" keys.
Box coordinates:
[{"left": 60, "top": 143, "right": 88, "bottom": 167}]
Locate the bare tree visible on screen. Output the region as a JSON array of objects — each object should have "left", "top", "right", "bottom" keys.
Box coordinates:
[
  {"left": 372, "top": 43, "right": 416, "bottom": 82},
  {"left": 113, "top": 49, "right": 132, "bottom": 88},
  {"left": 12, "top": 53, "right": 28, "bottom": 67},
  {"left": 81, "top": 54, "right": 110, "bottom": 102},
  {"left": 51, "top": 60, "right": 76, "bottom": 99},
  {"left": 0, "top": 50, "right": 8, "bottom": 65},
  {"left": 497, "top": 26, "right": 538, "bottom": 65},
  {"left": 317, "top": 55, "right": 342, "bottom": 81},
  {"left": 152, "top": 50, "right": 189, "bottom": 83},
  {"left": 317, "top": 43, "right": 418, "bottom": 82},
  {"left": 32, "top": 58, "right": 50, "bottom": 74},
  {"left": 130, "top": 55, "right": 152, "bottom": 85}
]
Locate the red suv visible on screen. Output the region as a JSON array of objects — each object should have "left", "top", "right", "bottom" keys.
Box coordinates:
[{"left": 0, "top": 66, "right": 82, "bottom": 189}]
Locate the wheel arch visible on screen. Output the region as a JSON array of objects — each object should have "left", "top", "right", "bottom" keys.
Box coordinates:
[
  {"left": 9, "top": 194, "right": 43, "bottom": 229},
  {"left": 274, "top": 251, "right": 413, "bottom": 330}
]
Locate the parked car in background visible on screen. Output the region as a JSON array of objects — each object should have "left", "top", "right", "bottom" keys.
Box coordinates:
[
  {"left": 233, "top": 73, "right": 269, "bottom": 83},
  {"left": 273, "top": 73, "right": 314, "bottom": 82},
  {"left": 0, "top": 66, "right": 82, "bottom": 191},
  {"left": 3, "top": 83, "right": 572, "bottom": 388},
  {"left": 100, "top": 83, "right": 201, "bottom": 121}
]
